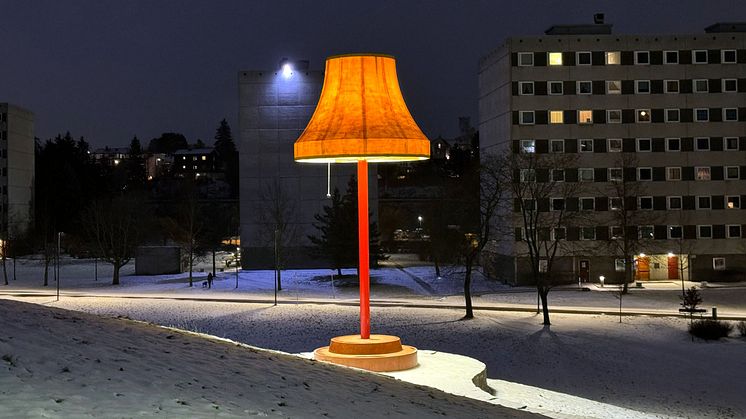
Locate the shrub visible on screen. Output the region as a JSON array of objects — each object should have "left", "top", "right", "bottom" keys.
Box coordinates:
[
  {"left": 737, "top": 321, "right": 746, "bottom": 337},
  {"left": 680, "top": 287, "right": 702, "bottom": 312},
  {"left": 689, "top": 319, "right": 732, "bottom": 340}
]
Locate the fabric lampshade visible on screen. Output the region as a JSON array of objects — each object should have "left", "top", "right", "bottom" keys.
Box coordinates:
[{"left": 294, "top": 54, "right": 430, "bottom": 163}]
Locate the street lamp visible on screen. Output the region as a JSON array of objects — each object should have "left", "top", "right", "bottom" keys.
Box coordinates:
[
  {"left": 417, "top": 215, "right": 423, "bottom": 229},
  {"left": 235, "top": 246, "right": 240, "bottom": 289},
  {"left": 599, "top": 275, "right": 605, "bottom": 288}
]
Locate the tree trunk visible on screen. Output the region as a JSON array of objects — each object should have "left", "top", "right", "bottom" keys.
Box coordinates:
[
  {"left": 539, "top": 287, "right": 551, "bottom": 325},
  {"left": 212, "top": 249, "right": 216, "bottom": 277},
  {"left": 112, "top": 264, "right": 121, "bottom": 285},
  {"left": 277, "top": 269, "right": 282, "bottom": 291},
  {"left": 2, "top": 248, "right": 7, "bottom": 286},
  {"left": 43, "top": 256, "right": 50, "bottom": 286},
  {"left": 337, "top": 267, "right": 342, "bottom": 276},
  {"left": 463, "top": 262, "right": 474, "bottom": 319},
  {"left": 188, "top": 245, "right": 194, "bottom": 287},
  {"left": 434, "top": 258, "right": 441, "bottom": 278}
]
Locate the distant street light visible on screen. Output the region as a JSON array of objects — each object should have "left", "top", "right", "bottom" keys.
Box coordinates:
[{"left": 417, "top": 216, "right": 423, "bottom": 229}]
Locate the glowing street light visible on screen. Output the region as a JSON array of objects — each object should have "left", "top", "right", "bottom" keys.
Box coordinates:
[
  {"left": 282, "top": 62, "right": 293, "bottom": 78},
  {"left": 417, "top": 216, "right": 423, "bottom": 229}
]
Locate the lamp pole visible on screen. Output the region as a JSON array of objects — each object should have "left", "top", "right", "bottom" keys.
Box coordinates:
[
  {"left": 357, "top": 160, "right": 370, "bottom": 339},
  {"left": 56, "top": 232, "right": 62, "bottom": 301},
  {"left": 235, "top": 246, "right": 240, "bottom": 289}
]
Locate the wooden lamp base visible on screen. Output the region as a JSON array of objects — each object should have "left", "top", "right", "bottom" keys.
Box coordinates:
[{"left": 314, "top": 334, "right": 418, "bottom": 372}]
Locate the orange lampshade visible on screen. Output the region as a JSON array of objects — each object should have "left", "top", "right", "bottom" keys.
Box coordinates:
[{"left": 294, "top": 54, "right": 430, "bottom": 163}]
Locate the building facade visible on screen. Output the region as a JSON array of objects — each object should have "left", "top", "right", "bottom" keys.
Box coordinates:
[
  {"left": 0, "top": 103, "right": 34, "bottom": 237},
  {"left": 238, "top": 60, "right": 376, "bottom": 268},
  {"left": 479, "top": 22, "right": 746, "bottom": 284}
]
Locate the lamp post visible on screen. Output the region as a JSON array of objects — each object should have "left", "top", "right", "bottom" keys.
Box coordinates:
[
  {"left": 417, "top": 216, "right": 423, "bottom": 230},
  {"left": 56, "top": 232, "right": 63, "bottom": 301},
  {"left": 235, "top": 246, "right": 240, "bottom": 289}
]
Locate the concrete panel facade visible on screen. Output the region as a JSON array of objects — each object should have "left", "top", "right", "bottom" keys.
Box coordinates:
[{"left": 0, "top": 103, "right": 34, "bottom": 237}]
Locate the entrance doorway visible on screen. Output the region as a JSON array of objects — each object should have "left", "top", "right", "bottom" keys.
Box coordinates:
[
  {"left": 635, "top": 256, "right": 650, "bottom": 280},
  {"left": 667, "top": 256, "right": 679, "bottom": 279},
  {"left": 579, "top": 259, "right": 590, "bottom": 282}
]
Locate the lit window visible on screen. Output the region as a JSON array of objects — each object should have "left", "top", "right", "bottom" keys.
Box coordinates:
[
  {"left": 722, "top": 50, "right": 736, "bottom": 64},
  {"left": 578, "top": 110, "right": 593, "bottom": 124},
  {"left": 636, "top": 109, "right": 651, "bottom": 123},
  {"left": 723, "top": 108, "right": 738, "bottom": 122},
  {"left": 551, "top": 169, "right": 565, "bottom": 182},
  {"left": 639, "top": 226, "right": 654, "bottom": 239},
  {"left": 577, "top": 81, "right": 592, "bottom": 95},
  {"left": 713, "top": 257, "right": 726, "bottom": 270},
  {"left": 693, "top": 79, "right": 708, "bottom": 93},
  {"left": 725, "top": 137, "right": 739, "bottom": 151},
  {"left": 608, "top": 138, "right": 622, "bottom": 152},
  {"left": 519, "top": 81, "right": 534, "bottom": 95},
  {"left": 520, "top": 169, "right": 536, "bottom": 182},
  {"left": 667, "top": 167, "right": 681, "bottom": 181},
  {"left": 638, "top": 167, "right": 652, "bottom": 181},
  {"left": 639, "top": 197, "right": 653, "bottom": 210},
  {"left": 579, "top": 139, "right": 593, "bottom": 152},
  {"left": 577, "top": 51, "right": 592, "bottom": 65},
  {"left": 606, "top": 80, "right": 621, "bottom": 94},
  {"left": 610, "top": 227, "right": 623, "bottom": 240},
  {"left": 605, "top": 51, "right": 620, "bottom": 65},
  {"left": 615, "top": 259, "right": 626, "bottom": 271},
  {"left": 518, "top": 52, "right": 534, "bottom": 66},
  {"left": 696, "top": 137, "right": 710, "bottom": 151},
  {"left": 182, "top": 156, "right": 186, "bottom": 160},
  {"left": 695, "top": 167, "right": 711, "bottom": 181},
  {"left": 664, "top": 50, "right": 678, "bottom": 64},
  {"left": 635, "top": 51, "right": 650, "bottom": 65},
  {"left": 725, "top": 166, "right": 740, "bottom": 180},
  {"left": 697, "top": 196, "right": 711, "bottom": 209},
  {"left": 608, "top": 167, "right": 622, "bottom": 181},
  {"left": 519, "top": 111, "right": 535, "bottom": 125},
  {"left": 550, "top": 139, "right": 564, "bottom": 153},
  {"left": 698, "top": 225, "right": 713, "bottom": 239},
  {"left": 548, "top": 81, "right": 563, "bottom": 95},
  {"left": 692, "top": 50, "right": 708, "bottom": 64},
  {"left": 550, "top": 111, "right": 564, "bottom": 124},
  {"left": 193, "top": 156, "right": 197, "bottom": 161},
  {"left": 694, "top": 108, "right": 709, "bottom": 122},
  {"left": 727, "top": 225, "right": 742, "bottom": 238},
  {"left": 637, "top": 138, "right": 651, "bottom": 152},
  {"left": 609, "top": 197, "right": 623, "bottom": 210},
  {"left": 578, "top": 168, "right": 594, "bottom": 182},
  {"left": 548, "top": 52, "right": 563, "bottom": 66},
  {"left": 635, "top": 80, "right": 650, "bottom": 94},
  {"left": 668, "top": 196, "right": 682, "bottom": 210},
  {"left": 664, "top": 80, "right": 679, "bottom": 93},
  {"left": 665, "top": 109, "right": 680, "bottom": 123},
  {"left": 520, "top": 139, "right": 535, "bottom": 153},
  {"left": 727, "top": 196, "right": 741, "bottom": 209},
  {"left": 580, "top": 227, "right": 596, "bottom": 240},
  {"left": 666, "top": 138, "right": 680, "bottom": 152},
  {"left": 182, "top": 165, "right": 186, "bottom": 169},
  {"left": 607, "top": 110, "right": 621, "bottom": 124},
  {"left": 668, "top": 226, "right": 683, "bottom": 239},
  {"left": 722, "top": 79, "right": 737, "bottom": 92},
  {"left": 551, "top": 198, "right": 565, "bottom": 211},
  {"left": 580, "top": 198, "right": 595, "bottom": 211}
]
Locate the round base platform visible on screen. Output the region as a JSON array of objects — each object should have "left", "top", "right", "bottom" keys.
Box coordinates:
[{"left": 314, "top": 334, "right": 418, "bottom": 372}]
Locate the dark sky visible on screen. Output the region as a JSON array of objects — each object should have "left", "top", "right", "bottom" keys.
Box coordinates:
[{"left": 1, "top": 0, "right": 743, "bottom": 148}]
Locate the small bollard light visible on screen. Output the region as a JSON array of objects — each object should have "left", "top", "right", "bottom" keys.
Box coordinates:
[{"left": 599, "top": 275, "right": 605, "bottom": 287}]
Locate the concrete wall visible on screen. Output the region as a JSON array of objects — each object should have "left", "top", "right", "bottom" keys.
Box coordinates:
[
  {"left": 135, "top": 246, "right": 181, "bottom": 275},
  {"left": 0, "top": 103, "right": 34, "bottom": 237}
]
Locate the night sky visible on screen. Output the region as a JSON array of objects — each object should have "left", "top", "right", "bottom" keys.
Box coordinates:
[{"left": 1, "top": 0, "right": 744, "bottom": 147}]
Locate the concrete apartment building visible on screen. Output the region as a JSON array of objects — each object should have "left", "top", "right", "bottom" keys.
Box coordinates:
[
  {"left": 479, "top": 21, "right": 746, "bottom": 285},
  {"left": 0, "top": 103, "right": 34, "bottom": 237},
  {"left": 238, "top": 60, "right": 374, "bottom": 268}
]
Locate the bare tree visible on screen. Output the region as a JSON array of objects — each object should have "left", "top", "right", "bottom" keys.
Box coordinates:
[
  {"left": 163, "top": 182, "right": 205, "bottom": 287},
  {"left": 255, "top": 179, "right": 299, "bottom": 291}
]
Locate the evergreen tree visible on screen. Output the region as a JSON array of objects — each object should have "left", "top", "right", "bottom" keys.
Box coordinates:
[
  {"left": 213, "top": 119, "right": 238, "bottom": 196},
  {"left": 125, "top": 136, "right": 147, "bottom": 190},
  {"left": 195, "top": 139, "right": 206, "bottom": 148}
]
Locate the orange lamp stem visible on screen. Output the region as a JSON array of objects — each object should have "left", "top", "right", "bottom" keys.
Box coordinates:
[{"left": 357, "top": 160, "right": 370, "bottom": 339}]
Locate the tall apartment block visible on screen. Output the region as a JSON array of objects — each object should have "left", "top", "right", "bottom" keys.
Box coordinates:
[
  {"left": 479, "top": 22, "right": 746, "bottom": 284},
  {"left": 238, "top": 60, "right": 375, "bottom": 268},
  {"left": 0, "top": 103, "right": 34, "bottom": 237}
]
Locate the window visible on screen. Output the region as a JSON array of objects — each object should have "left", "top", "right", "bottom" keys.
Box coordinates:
[
  {"left": 667, "top": 167, "right": 682, "bottom": 180},
  {"left": 538, "top": 259, "right": 548, "bottom": 272},
  {"left": 580, "top": 197, "right": 595, "bottom": 211},
  {"left": 697, "top": 196, "right": 711, "bottom": 209},
  {"left": 520, "top": 111, "right": 535, "bottom": 125},
  {"left": 727, "top": 225, "right": 742, "bottom": 238},
  {"left": 606, "top": 51, "right": 620, "bottom": 65},
  {"left": 577, "top": 51, "right": 592, "bottom": 65},
  {"left": 666, "top": 138, "right": 681, "bottom": 151},
  {"left": 519, "top": 81, "right": 534, "bottom": 95},
  {"left": 578, "top": 110, "right": 593, "bottom": 124},
  {"left": 727, "top": 196, "right": 741, "bottom": 209},
  {"left": 580, "top": 227, "right": 596, "bottom": 240},
  {"left": 723, "top": 79, "right": 737, "bottom": 92},
  {"left": 637, "top": 138, "right": 651, "bottom": 152},
  {"left": 606, "top": 80, "right": 621, "bottom": 94},
  {"left": 523, "top": 199, "right": 537, "bottom": 211},
  {"left": 698, "top": 225, "right": 713, "bottom": 239},
  {"left": 639, "top": 196, "right": 653, "bottom": 210},
  {"left": 725, "top": 137, "right": 739, "bottom": 151},
  {"left": 518, "top": 52, "right": 534, "bottom": 66},
  {"left": 579, "top": 139, "right": 593, "bottom": 152},
  {"left": 520, "top": 139, "right": 535, "bottom": 153},
  {"left": 723, "top": 108, "right": 738, "bottom": 122},
  {"left": 638, "top": 167, "right": 652, "bottom": 181},
  {"left": 608, "top": 138, "right": 622, "bottom": 152},
  {"left": 577, "top": 81, "right": 592, "bottom": 95},
  {"left": 665, "top": 109, "right": 680, "bottom": 123},
  {"left": 695, "top": 166, "right": 711, "bottom": 180},
  {"left": 551, "top": 198, "right": 565, "bottom": 211},
  {"left": 552, "top": 227, "right": 566, "bottom": 241},
  {"left": 615, "top": 259, "right": 626, "bottom": 272},
  {"left": 635, "top": 80, "right": 651, "bottom": 94},
  {"left": 550, "top": 111, "right": 564, "bottom": 124},
  {"left": 635, "top": 51, "right": 650, "bottom": 65},
  {"left": 201, "top": 156, "right": 207, "bottom": 161},
  {"left": 610, "top": 226, "right": 623, "bottom": 240},
  {"left": 668, "top": 225, "right": 683, "bottom": 239},
  {"left": 722, "top": 49, "right": 737, "bottom": 64},
  {"left": 639, "top": 225, "right": 654, "bottom": 239},
  {"left": 664, "top": 50, "right": 679, "bottom": 64},
  {"left": 608, "top": 167, "right": 622, "bottom": 181},
  {"left": 520, "top": 169, "right": 536, "bottom": 182},
  {"left": 578, "top": 168, "right": 594, "bottom": 182},
  {"left": 549, "top": 81, "right": 563, "bottom": 95},
  {"left": 713, "top": 257, "right": 726, "bottom": 270},
  {"left": 693, "top": 79, "right": 708, "bottom": 93},
  {"left": 725, "top": 166, "right": 740, "bottom": 180},
  {"left": 696, "top": 137, "right": 710, "bottom": 151},
  {"left": 664, "top": 80, "right": 679, "bottom": 93},
  {"left": 668, "top": 196, "right": 682, "bottom": 210},
  {"left": 548, "top": 52, "right": 563, "bottom": 66},
  {"left": 550, "top": 139, "right": 564, "bottom": 153},
  {"left": 694, "top": 108, "right": 709, "bottom": 122},
  {"left": 551, "top": 169, "right": 565, "bottom": 182},
  {"left": 607, "top": 110, "right": 622, "bottom": 124},
  {"left": 692, "top": 50, "right": 708, "bottom": 64},
  {"left": 609, "top": 197, "right": 623, "bottom": 210},
  {"left": 636, "top": 109, "right": 651, "bottom": 123}
]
